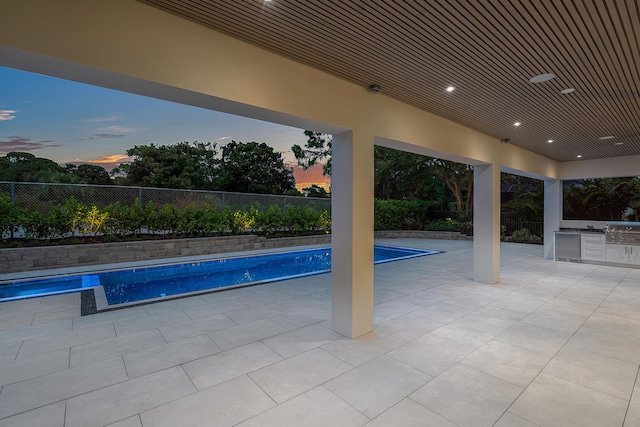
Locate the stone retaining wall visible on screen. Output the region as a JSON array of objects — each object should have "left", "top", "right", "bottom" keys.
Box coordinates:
[
  {"left": 1, "top": 230, "right": 470, "bottom": 274},
  {"left": 0, "top": 234, "right": 331, "bottom": 274},
  {"left": 375, "top": 230, "right": 473, "bottom": 240}
]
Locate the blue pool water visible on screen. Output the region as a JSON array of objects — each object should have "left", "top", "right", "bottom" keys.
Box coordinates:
[{"left": 0, "top": 245, "right": 440, "bottom": 305}]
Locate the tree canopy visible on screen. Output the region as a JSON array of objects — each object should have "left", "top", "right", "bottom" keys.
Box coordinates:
[
  {"left": 0, "top": 152, "right": 112, "bottom": 185},
  {"left": 113, "top": 141, "right": 218, "bottom": 190},
  {"left": 216, "top": 141, "right": 295, "bottom": 195}
]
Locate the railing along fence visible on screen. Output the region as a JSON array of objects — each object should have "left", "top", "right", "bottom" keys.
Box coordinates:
[
  {"left": 0, "top": 181, "right": 331, "bottom": 213},
  {"left": 500, "top": 212, "right": 544, "bottom": 236},
  {"left": 425, "top": 210, "right": 543, "bottom": 236}
]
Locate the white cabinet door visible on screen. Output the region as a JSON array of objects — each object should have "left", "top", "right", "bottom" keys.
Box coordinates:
[
  {"left": 628, "top": 246, "right": 640, "bottom": 266},
  {"left": 605, "top": 244, "right": 627, "bottom": 264},
  {"left": 581, "top": 234, "right": 605, "bottom": 261}
]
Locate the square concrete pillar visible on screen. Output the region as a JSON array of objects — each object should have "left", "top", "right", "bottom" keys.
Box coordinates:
[
  {"left": 331, "top": 130, "right": 374, "bottom": 338},
  {"left": 544, "top": 179, "right": 561, "bottom": 260},
  {"left": 473, "top": 163, "right": 500, "bottom": 284}
]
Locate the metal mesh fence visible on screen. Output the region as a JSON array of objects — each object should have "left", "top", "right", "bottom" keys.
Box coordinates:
[{"left": 0, "top": 181, "right": 331, "bottom": 213}]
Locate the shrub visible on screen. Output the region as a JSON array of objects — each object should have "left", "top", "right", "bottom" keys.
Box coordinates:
[
  {"left": 374, "top": 199, "right": 440, "bottom": 230},
  {"left": 256, "top": 205, "right": 285, "bottom": 236},
  {"left": 457, "top": 221, "right": 473, "bottom": 236},
  {"left": 510, "top": 228, "right": 543, "bottom": 245},
  {"left": 0, "top": 194, "right": 22, "bottom": 238},
  {"left": 424, "top": 218, "right": 458, "bottom": 232}
]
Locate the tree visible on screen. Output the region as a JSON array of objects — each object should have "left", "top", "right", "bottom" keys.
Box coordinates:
[
  {"left": 302, "top": 184, "right": 329, "bottom": 198},
  {"left": 216, "top": 141, "right": 295, "bottom": 194},
  {"left": 374, "top": 146, "right": 448, "bottom": 204},
  {"left": 426, "top": 159, "right": 473, "bottom": 211},
  {"left": 0, "top": 152, "right": 65, "bottom": 182},
  {"left": 113, "top": 141, "right": 218, "bottom": 190},
  {"left": 501, "top": 173, "right": 543, "bottom": 221},
  {"left": 292, "top": 131, "right": 332, "bottom": 175},
  {"left": 65, "top": 164, "right": 112, "bottom": 185}
]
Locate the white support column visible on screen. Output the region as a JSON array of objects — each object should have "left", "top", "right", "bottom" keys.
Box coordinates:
[
  {"left": 473, "top": 163, "right": 500, "bottom": 284},
  {"left": 544, "top": 179, "right": 561, "bottom": 260},
  {"left": 331, "top": 130, "right": 374, "bottom": 338}
]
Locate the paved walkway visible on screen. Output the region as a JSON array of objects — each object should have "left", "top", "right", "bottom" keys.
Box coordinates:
[{"left": 0, "top": 239, "right": 638, "bottom": 426}]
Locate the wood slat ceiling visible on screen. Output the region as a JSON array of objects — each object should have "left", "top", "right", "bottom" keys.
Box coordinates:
[{"left": 138, "top": 0, "right": 640, "bottom": 162}]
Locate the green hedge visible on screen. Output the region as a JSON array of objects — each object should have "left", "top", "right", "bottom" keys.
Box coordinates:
[
  {"left": 0, "top": 194, "right": 330, "bottom": 240},
  {"left": 374, "top": 199, "right": 442, "bottom": 230}
]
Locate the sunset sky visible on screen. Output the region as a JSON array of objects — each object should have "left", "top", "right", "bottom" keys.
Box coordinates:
[{"left": 0, "top": 66, "right": 329, "bottom": 190}]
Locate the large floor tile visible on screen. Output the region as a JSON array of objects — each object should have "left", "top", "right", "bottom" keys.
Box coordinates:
[
  {"left": 625, "top": 382, "right": 640, "bottom": 427},
  {"left": 463, "top": 305, "right": 527, "bottom": 329},
  {"left": 325, "top": 355, "right": 431, "bottom": 419},
  {"left": 262, "top": 323, "right": 343, "bottom": 358},
  {"left": 410, "top": 364, "right": 523, "bottom": 427},
  {"left": 509, "top": 373, "right": 627, "bottom": 427},
  {"left": 208, "top": 318, "right": 287, "bottom": 350},
  {"left": 237, "top": 385, "right": 367, "bottom": 427},
  {"left": 113, "top": 310, "right": 191, "bottom": 336},
  {"left": 495, "top": 322, "right": 572, "bottom": 356},
  {"left": 489, "top": 295, "right": 546, "bottom": 314},
  {"left": 124, "top": 334, "right": 221, "bottom": 378},
  {"left": 521, "top": 308, "right": 587, "bottom": 333},
  {"left": 65, "top": 366, "right": 197, "bottom": 427},
  {"left": 183, "top": 341, "right": 283, "bottom": 390},
  {"left": 568, "top": 325, "right": 640, "bottom": 364},
  {"left": 321, "top": 331, "right": 404, "bottom": 366},
  {"left": 249, "top": 348, "right": 352, "bottom": 403},
  {"left": 270, "top": 306, "right": 330, "bottom": 330},
  {"left": 158, "top": 313, "right": 236, "bottom": 342},
  {"left": 388, "top": 333, "right": 475, "bottom": 376},
  {"left": 70, "top": 329, "right": 166, "bottom": 367},
  {"left": 0, "top": 348, "right": 69, "bottom": 386},
  {"left": 365, "top": 398, "right": 457, "bottom": 427},
  {"left": 0, "top": 401, "right": 65, "bottom": 427},
  {"left": 17, "top": 323, "right": 115, "bottom": 358},
  {"left": 0, "top": 319, "right": 71, "bottom": 346},
  {"left": 140, "top": 375, "right": 273, "bottom": 427},
  {"left": 0, "top": 356, "right": 127, "bottom": 418},
  {"left": 431, "top": 317, "right": 505, "bottom": 348},
  {"left": 461, "top": 340, "right": 551, "bottom": 387},
  {"left": 412, "top": 302, "right": 475, "bottom": 323},
  {"left": 493, "top": 411, "right": 541, "bottom": 427},
  {"left": 544, "top": 346, "right": 638, "bottom": 399},
  {"left": 182, "top": 299, "right": 247, "bottom": 320},
  {"left": 225, "top": 302, "right": 291, "bottom": 324},
  {"left": 374, "top": 314, "right": 443, "bottom": 341},
  {"left": 107, "top": 416, "right": 142, "bottom": 427}
]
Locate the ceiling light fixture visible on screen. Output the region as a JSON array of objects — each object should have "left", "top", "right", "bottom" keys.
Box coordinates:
[
  {"left": 577, "top": 155, "right": 582, "bottom": 158},
  {"left": 446, "top": 86, "right": 455, "bottom": 92},
  {"left": 599, "top": 135, "right": 615, "bottom": 140},
  {"left": 547, "top": 140, "right": 553, "bottom": 143},
  {"left": 529, "top": 73, "right": 555, "bottom": 83},
  {"left": 514, "top": 122, "right": 521, "bottom": 126},
  {"left": 615, "top": 142, "right": 624, "bottom": 146},
  {"left": 560, "top": 88, "right": 575, "bottom": 94},
  {"left": 368, "top": 84, "right": 381, "bottom": 94}
]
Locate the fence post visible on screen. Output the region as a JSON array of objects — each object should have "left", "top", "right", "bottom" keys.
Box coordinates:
[
  {"left": 283, "top": 196, "right": 287, "bottom": 213},
  {"left": 138, "top": 187, "right": 143, "bottom": 208},
  {"left": 9, "top": 183, "right": 15, "bottom": 239},
  {"left": 221, "top": 193, "right": 225, "bottom": 211}
]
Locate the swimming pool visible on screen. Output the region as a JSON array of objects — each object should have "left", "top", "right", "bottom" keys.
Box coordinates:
[{"left": 0, "top": 245, "right": 440, "bottom": 306}]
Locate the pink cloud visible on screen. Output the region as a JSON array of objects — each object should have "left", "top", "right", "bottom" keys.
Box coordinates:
[{"left": 0, "top": 136, "right": 62, "bottom": 154}]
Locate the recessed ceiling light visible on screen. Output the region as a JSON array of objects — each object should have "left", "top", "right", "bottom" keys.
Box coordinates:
[
  {"left": 599, "top": 135, "right": 615, "bottom": 140},
  {"left": 547, "top": 140, "right": 553, "bottom": 143},
  {"left": 529, "top": 73, "right": 555, "bottom": 83},
  {"left": 446, "top": 86, "right": 455, "bottom": 92},
  {"left": 577, "top": 155, "right": 582, "bottom": 158},
  {"left": 514, "top": 122, "right": 521, "bottom": 126},
  {"left": 615, "top": 142, "right": 624, "bottom": 146},
  {"left": 560, "top": 88, "right": 575, "bottom": 94}
]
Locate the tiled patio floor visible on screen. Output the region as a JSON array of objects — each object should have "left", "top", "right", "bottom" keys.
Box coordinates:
[{"left": 0, "top": 239, "right": 639, "bottom": 426}]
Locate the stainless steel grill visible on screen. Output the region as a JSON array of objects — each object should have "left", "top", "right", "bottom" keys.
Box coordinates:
[{"left": 605, "top": 222, "right": 640, "bottom": 246}]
